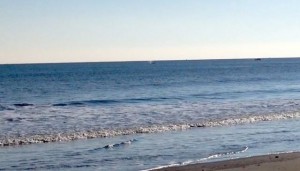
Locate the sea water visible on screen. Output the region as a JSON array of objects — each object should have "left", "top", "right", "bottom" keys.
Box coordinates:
[{"left": 1, "top": 58, "right": 300, "bottom": 170}]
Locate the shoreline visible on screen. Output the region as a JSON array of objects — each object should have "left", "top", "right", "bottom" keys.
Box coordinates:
[{"left": 154, "top": 152, "right": 300, "bottom": 171}]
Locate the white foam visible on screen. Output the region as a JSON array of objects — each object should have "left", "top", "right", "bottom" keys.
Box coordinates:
[
  {"left": 1, "top": 112, "right": 300, "bottom": 147},
  {"left": 142, "top": 163, "right": 180, "bottom": 171},
  {"left": 198, "top": 146, "right": 249, "bottom": 162},
  {"left": 144, "top": 146, "right": 248, "bottom": 171}
]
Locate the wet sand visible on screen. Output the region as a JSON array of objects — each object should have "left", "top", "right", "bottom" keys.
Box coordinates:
[{"left": 154, "top": 152, "right": 300, "bottom": 171}]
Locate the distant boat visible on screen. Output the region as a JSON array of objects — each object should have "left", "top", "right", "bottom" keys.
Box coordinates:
[
  {"left": 148, "top": 61, "right": 155, "bottom": 64},
  {"left": 254, "top": 58, "right": 262, "bottom": 61}
]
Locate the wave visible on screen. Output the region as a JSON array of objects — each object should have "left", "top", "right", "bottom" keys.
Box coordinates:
[
  {"left": 13, "top": 103, "right": 34, "bottom": 107},
  {"left": 52, "top": 97, "right": 180, "bottom": 107},
  {"left": 5, "top": 117, "right": 24, "bottom": 123},
  {"left": 1, "top": 112, "right": 300, "bottom": 147},
  {"left": 1, "top": 96, "right": 178, "bottom": 109},
  {"left": 202, "top": 146, "right": 248, "bottom": 161},
  {"left": 102, "top": 139, "right": 138, "bottom": 149},
  {"left": 191, "top": 88, "right": 300, "bottom": 99},
  {"left": 88, "top": 139, "right": 138, "bottom": 152},
  {"left": 144, "top": 146, "right": 248, "bottom": 171},
  {"left": 0, "top": 104, "right": 14, "bottom": 111},
  {"left": 8, "top": 96, "right": 299, "bottom": 109},
  {"left": 143, "top": 164, "right": 181, "bottom": 171},
  {"left": 0, "top": 103, "right": 33, "bottom": 110},
  {"left": 53, "top": 100, "right": 119, "bottom": 106},
  {"left": 2, "top": 96, "right": 179, "bottom": 109}
]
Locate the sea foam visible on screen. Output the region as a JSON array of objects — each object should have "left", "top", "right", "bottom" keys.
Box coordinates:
[{"left": 1, "top": 112, "right": 300, "bottom": 147}]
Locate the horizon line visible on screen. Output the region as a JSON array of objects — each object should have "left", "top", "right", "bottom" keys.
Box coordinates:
[{"left": 1, "top": 56, "right": 300, "bottom": 65}]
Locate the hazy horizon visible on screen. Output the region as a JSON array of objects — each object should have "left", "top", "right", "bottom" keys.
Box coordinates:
[{"left": 1, "top": 56, "right": 300, "bottom": 65}]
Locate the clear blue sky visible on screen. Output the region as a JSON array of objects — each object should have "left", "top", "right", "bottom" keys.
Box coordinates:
[{"left": 1, "top": 0, "right": 300, "bottom": 64}]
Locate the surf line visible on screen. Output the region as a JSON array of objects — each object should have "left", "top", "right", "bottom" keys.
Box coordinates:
[{"left": 1, "top": 112, "right": 300, "bottom": 147}]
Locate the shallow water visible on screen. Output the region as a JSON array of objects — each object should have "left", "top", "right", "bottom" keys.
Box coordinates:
[{"left": 1, "top": 118, "right": 300, "bottom": 170}]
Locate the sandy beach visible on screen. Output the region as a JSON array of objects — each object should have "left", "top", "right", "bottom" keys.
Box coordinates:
[{"left": 154, "top": 152, "right": 300, "bottom": 171}]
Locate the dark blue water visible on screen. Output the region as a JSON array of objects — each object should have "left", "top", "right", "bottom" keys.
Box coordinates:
[
  {"left": 2, "top": 59, "right": 300, "bottom": 105},
  {"left": 1, "top": 58, "right": 300, "bottom": 170}
]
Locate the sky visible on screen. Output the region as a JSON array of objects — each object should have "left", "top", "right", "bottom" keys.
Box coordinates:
[{"left": 1, "top": 0, "right": 300, "bottom": 64}]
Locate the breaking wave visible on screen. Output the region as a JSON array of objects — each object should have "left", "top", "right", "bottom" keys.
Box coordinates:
[{"left": 1, "top": 111, "right": 300, "bottom": 147}]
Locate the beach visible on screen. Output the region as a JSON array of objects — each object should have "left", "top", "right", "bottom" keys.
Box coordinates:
[
  {"left": 2, "top": 0, "right": 300, "bottom": 170},
  {"left": 155, "top": 152, "right": 300, "bottom": 171}
]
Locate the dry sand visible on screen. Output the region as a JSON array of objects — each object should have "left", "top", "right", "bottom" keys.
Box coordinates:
[{"left": 154, "top": 152, "right": 300, "bottom": 171}]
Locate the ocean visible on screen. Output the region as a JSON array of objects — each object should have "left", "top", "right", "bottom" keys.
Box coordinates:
[{"left": 1, "top": 58, "right": 300, "bottom": 170}]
